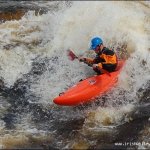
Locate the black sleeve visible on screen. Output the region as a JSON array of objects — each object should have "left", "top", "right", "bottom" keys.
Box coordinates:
[
  {"left": 93, "top": 54, "right": 105, "bottom": 63},
  {"left": 103, "top": 48, "right": 115, "bottom": 56}
]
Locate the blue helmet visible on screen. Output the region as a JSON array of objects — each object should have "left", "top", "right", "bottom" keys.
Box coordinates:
[{"left": 90, "top": 37, "right": 103, "bottom": 50}]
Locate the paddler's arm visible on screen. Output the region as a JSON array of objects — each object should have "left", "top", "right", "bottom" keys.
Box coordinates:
[{"left": 79, "top": 57, "right": 95, "bottom": 66}]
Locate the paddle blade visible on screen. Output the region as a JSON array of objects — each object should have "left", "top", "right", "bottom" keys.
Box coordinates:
[{"left": 67, "top": 49, "right": 78, "bottom": 61}]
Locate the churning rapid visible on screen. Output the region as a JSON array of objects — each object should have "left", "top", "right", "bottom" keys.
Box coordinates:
[{"left": 0, "top": 1, "right": 150, "bottom": 149}]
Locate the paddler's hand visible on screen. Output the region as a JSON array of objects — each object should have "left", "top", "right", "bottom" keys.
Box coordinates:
[
  {"left": 78, "top": 57, "right": 86, "bottom": 62},
  {"left": 92, "top": 64, "right": 99, "bottom": 69},
  {"left": 93, "top": 63, "right": 102, "bottom": 69}
]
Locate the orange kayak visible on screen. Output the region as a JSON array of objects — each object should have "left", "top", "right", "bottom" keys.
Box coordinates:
[{"left": 53, "top": 60, "right": 125, "bottom": 106}]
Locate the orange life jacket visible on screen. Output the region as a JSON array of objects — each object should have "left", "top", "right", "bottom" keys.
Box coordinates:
[{"left": 85, "top": 47, "right": 118, "bottom": 70}]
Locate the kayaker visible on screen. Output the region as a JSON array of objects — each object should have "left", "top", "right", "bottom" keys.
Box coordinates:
[{"left": 79, "top": 37, "right": 118, "bottom": 74}]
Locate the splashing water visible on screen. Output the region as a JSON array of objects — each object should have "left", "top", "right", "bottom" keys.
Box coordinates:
[{"left": 0, "top": 1, "right": 150, "bottom": 149}]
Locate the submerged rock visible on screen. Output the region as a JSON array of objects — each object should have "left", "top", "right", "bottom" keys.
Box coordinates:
[{"left": 0, "top": 1, "right": 48, "bottom": 23}]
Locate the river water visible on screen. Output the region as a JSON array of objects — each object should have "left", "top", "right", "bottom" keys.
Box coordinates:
[{"left": 0, "top": 1, "right": 150, "bottom": 149}]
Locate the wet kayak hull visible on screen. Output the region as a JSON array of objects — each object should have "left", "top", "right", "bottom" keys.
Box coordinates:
[{"left": 53, "top": 60, "right": 125, "bottom": 106}]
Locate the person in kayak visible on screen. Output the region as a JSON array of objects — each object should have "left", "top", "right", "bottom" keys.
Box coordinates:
[{"left": 79, "top": 37, "right": 118, "bottom": 74}]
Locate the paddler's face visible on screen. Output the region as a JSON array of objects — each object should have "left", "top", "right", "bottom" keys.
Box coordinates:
[
  {"left": 95, "top": 44, "right": 103, "bottom": 53},
  {"left": 94, "top": 45, "right": 101, "bottom": 53}
]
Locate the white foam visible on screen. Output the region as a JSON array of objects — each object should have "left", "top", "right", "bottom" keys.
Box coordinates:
[
  {"left": 95, "top": 104, "right": 134, "bottom": 126},
  {"left": 0, "top": 1, "right": 149, "bottom": 108},
  {"left": 34, "top": 1, "right": 150, "bottom": 105}
]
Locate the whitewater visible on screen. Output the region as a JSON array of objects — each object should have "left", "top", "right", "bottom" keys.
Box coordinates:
[{"left": 0, "top": 1, "right": 149, "bottom": 149}]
